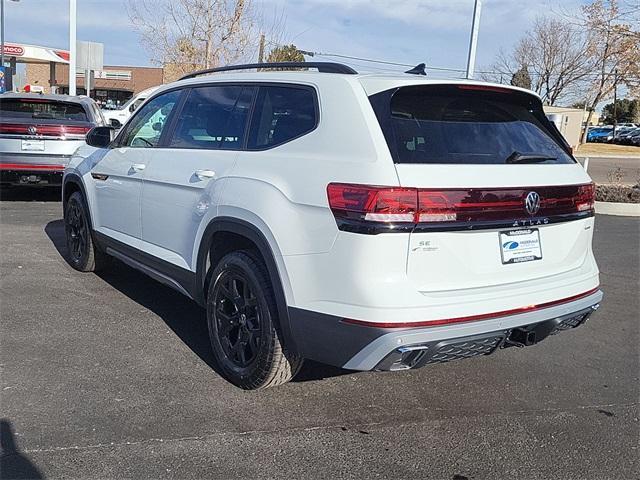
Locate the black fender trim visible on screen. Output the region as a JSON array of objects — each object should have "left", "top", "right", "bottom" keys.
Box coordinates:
[
  {"left": 62, "top": 173, "right": 105, "bottom": 252},
  {"left": 195, "top": 217, "right": 298, "bottom": 354},
  {"left": 62, "top": 173, "right": 88, "bottom": 216}
]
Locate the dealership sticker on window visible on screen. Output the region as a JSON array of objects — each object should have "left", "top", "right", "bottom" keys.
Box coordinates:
[{"left": 499, "top": 229, "right": 542, "bottom": 264}]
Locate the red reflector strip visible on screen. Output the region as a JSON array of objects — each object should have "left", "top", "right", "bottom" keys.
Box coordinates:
[
  {"left": 342, "top": 287, "right": 600, "bottom": 329},
  {"left": 0, "top": 123, "right": 90, "bottom": 137},
  {"left": 0, "top": 163, "right": 65, "bottom": 172}
]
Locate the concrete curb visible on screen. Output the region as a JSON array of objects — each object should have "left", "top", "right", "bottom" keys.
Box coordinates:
[{"left": 595, "top": 201, "right": 640, "bottom": 217}]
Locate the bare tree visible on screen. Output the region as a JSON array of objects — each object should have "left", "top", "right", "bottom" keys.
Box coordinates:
[
  {"left": 579, "top": 0, "right": 640, "bottom": 142},
  {"left": 486, "top": 17, "right": 593, "bottom": 105},
  {"left": 128, "top": 0, "right": 260, "bottom": 81}
]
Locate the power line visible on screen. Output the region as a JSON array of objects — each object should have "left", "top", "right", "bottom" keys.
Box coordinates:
[{"left": 299, "top": 49, "right": 640, "bottom": 80}]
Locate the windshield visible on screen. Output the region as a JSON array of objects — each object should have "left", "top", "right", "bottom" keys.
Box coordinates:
[
  {"left": 0, "top": 98, "right": 88, "bottom": 122},
  {"left": 370, "top": 85, "right": 574, "bottom": 165},
  {"left": 119, "top": 94, "right": 141, "bottom": 111}
]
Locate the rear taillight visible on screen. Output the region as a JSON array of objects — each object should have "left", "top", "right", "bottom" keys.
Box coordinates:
[
  {"left": 327, "top": 184, "right": 417, "bottom": 224},
  {"left": 575, "top": 183, "right": 595, "bottom": 212},
  {"left": 0, "top": 123, "right": 91, "bottom": 138},
  {"left": 327, "top": 183, "right": 595, "bottom": 233}
]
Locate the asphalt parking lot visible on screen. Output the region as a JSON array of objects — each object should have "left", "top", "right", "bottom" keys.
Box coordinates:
[
  {"left": 1, "top": 189, "right": 638, "bottom": 480},
  {"left": 576, "top": 155, "right": 639, "bottom": 184}
]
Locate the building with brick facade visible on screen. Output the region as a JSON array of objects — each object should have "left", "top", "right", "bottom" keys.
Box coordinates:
[{"left": 26, "top": 63, "right": 164, "bottom": 107}]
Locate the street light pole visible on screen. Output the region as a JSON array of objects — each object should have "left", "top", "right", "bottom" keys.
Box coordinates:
[
  {"left": 466, "top": 0, "right": 482, "bottom": 79},
  {"left": 69, "top": 0, "right": 76, "bottom": 95},
  {"left": 1, "top": 0, "right": 5, "bottom": 69}
]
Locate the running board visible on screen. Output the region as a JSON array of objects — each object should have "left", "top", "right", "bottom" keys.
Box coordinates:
[{"left": 106, "top": 247, "right": 194, "bottom": 300}]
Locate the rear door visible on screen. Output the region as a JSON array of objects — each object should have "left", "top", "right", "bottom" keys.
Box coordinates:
[
  {"left": 368, "top": 84, "right": 595, "bottom": 292},
  {"left": 139, "top": 84, "right": 254, "bottom": 269}
]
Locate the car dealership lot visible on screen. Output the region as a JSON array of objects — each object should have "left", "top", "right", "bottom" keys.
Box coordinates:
[{"left": 1, "top": 192, "right": 638, "bottom": 479}]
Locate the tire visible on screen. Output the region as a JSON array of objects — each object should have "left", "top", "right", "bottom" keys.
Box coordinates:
[
  {"left": 64, "top": 191, "right": 109, "bottom": 272},
  {"left": 206, "top": 250, "right": 302, "bottom": 389}
]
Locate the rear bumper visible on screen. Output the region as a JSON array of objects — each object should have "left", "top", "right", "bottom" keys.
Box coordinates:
[
  {"left": 0, "top": 156, "right": 69, "bottom": 186},
  {"left": 289, "top": 289, "right": 603, "bottom": 371}
]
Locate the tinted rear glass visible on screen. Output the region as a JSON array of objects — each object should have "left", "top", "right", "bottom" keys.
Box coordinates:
[
  {"left": 370, "top": 85, "right": 574, "bottom": 165},
  {"left": 247, "top": 86, "right": 317, "bottom": 149},
  {"left": 0, "top": 98, "right": 88, "bottom": 122}
]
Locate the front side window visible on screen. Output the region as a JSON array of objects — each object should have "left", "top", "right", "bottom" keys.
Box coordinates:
[
  {"left": 247, "top": 86, "right": 317, "bottom": 150},
  {"left": 169, "top": 85, "right": 254, "bottom": 150},
  {"left": 120, "top": 90, "right": 180, "bottom": 148}
]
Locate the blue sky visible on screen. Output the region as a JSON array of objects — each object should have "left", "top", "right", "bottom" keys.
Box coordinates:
[{"left": 5, "top": 0, "right": 586, "bottom": 74}]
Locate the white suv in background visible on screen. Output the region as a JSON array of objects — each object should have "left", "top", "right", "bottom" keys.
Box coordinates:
[
  {"left": 101, "top": 86, "right": 160, "bottom": 129},
  {"left": 63, "top": 62, "right": 602, "bottom": 389}
]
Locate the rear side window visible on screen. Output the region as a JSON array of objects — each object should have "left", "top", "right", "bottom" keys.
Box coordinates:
[
  {"left": 247, "top": 86, "right": 317, "bottom": 150},
  {"left": 370, "top": 85, "right": 574, "bottom": 164},
  {"left": 169, "top": 85, "right": 254, "bottom": 150},
  {"left": 0, "top": 98, "right": 88, "bottom": 122}
]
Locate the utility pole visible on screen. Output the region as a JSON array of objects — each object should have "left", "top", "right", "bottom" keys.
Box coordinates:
[
  {"left": 69, "top": 0, "right": 77, "bottom": 95},
  {"left": 465, "top": 0, "right": 482, "bottom": 79},
  {"left": 612, "top": 68, "right": 618, "bottom": 138},
  {"left": 258, "top": 33, "right": 265, "bottom": 63}
]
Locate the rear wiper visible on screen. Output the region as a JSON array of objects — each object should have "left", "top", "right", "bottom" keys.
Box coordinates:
[{"left": 505, "top": 151, "right": 557, "bottom": 164}]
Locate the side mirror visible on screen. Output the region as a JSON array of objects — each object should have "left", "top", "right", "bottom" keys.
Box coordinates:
[
  {"left": 86, "top": 126, "right": 115, "bottom": 148},
  {"left": 129, "top": 104, "right": 136, "bottom": 113},
  {"left": 109, "top": 118, "right": 122, "bottom": 128}
]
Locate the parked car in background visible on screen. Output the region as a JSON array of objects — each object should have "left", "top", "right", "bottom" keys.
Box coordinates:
[
  {"left": 101, "top": 86, "right": 160, "bottom": 129},
  {"left": 0, "top": 93, "right": 105, "bottom": 187},
  {"left": 628, "top": 131, "right": 640, "bottom": 146},
  {"left": 615, "top": 127, "right": 640, "bottom": 145},
  {"left": 587, "top": 126, "right": 613, "bottom": 143},
  {"left": 63, "top": 62, "right": 602, "bottom": 389}
]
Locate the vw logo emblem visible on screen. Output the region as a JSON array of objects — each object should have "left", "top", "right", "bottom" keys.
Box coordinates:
[
  {"left": 525, "top": 191, "right": 541, "bottom": 216},
  {"left": 27, "top": 126, "right": 37, "bottom": 135}
]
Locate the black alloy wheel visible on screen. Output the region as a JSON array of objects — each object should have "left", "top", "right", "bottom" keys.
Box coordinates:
[
  {"left": 213, "top": 271, "right": 262, "bottom": 368},
  {"left": 206, "top": 251, "right": 302, "bottom": 389},
  {"left": 65, "top": 198, "right": 88, "bottom": 264}
]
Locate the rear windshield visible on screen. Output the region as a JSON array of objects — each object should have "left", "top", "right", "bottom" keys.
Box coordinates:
[
  {"left": 0, "top": 98, "right": 88, "bottom": 122},
  {"left": 369, "top": 85, "right": 574, "bottom": 164}
]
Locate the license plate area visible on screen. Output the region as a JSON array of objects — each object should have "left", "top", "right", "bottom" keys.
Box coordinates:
[
  {"left": 499, "top": 228, "right": 542, "bottom": 264},
  {"left": 21, "top": 139, "right": 45, "bottom": 151}
]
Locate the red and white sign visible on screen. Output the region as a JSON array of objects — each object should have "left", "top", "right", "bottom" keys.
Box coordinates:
[
  {"left": 2, "top": 43, "right": 69, "bottom": 64},
  {"left": 3, "top": 45, "right": 25, "bottom": 56}
]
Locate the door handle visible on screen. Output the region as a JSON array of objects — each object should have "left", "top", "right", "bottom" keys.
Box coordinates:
[
  {"left": 130, "top": 163, "right": 146, "bottom": 173},
  {"left": 194, "top": 169, "right": 216, "bottom": 180}
]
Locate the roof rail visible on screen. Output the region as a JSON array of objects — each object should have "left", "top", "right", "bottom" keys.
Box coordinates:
[{"left": 179, "top": 62, "right": 358, "bottom": 80}]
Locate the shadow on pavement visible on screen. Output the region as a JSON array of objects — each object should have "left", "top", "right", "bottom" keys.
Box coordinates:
[
  {"left": 0, "top": 186, "right": 61, "bottom": 202},
  {"left": 0, "top": 419, "right": 44, "bottom": 480},
  {"left": 43, "top": 219, "right": 351, "bottom": 384}
]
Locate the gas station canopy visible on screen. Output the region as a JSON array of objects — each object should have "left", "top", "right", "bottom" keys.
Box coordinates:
[{"left": 2, "top": 42, "right": 69, "bottom": 64}]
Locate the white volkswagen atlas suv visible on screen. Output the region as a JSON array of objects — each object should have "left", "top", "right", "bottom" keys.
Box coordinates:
[{"left": 62, "top": 62, "right": 602, "bottom": 389}]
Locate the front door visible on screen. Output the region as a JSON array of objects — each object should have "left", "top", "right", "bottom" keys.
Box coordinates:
[{"left": 91, "top": 89, "right": 181, "bottom": 247}]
